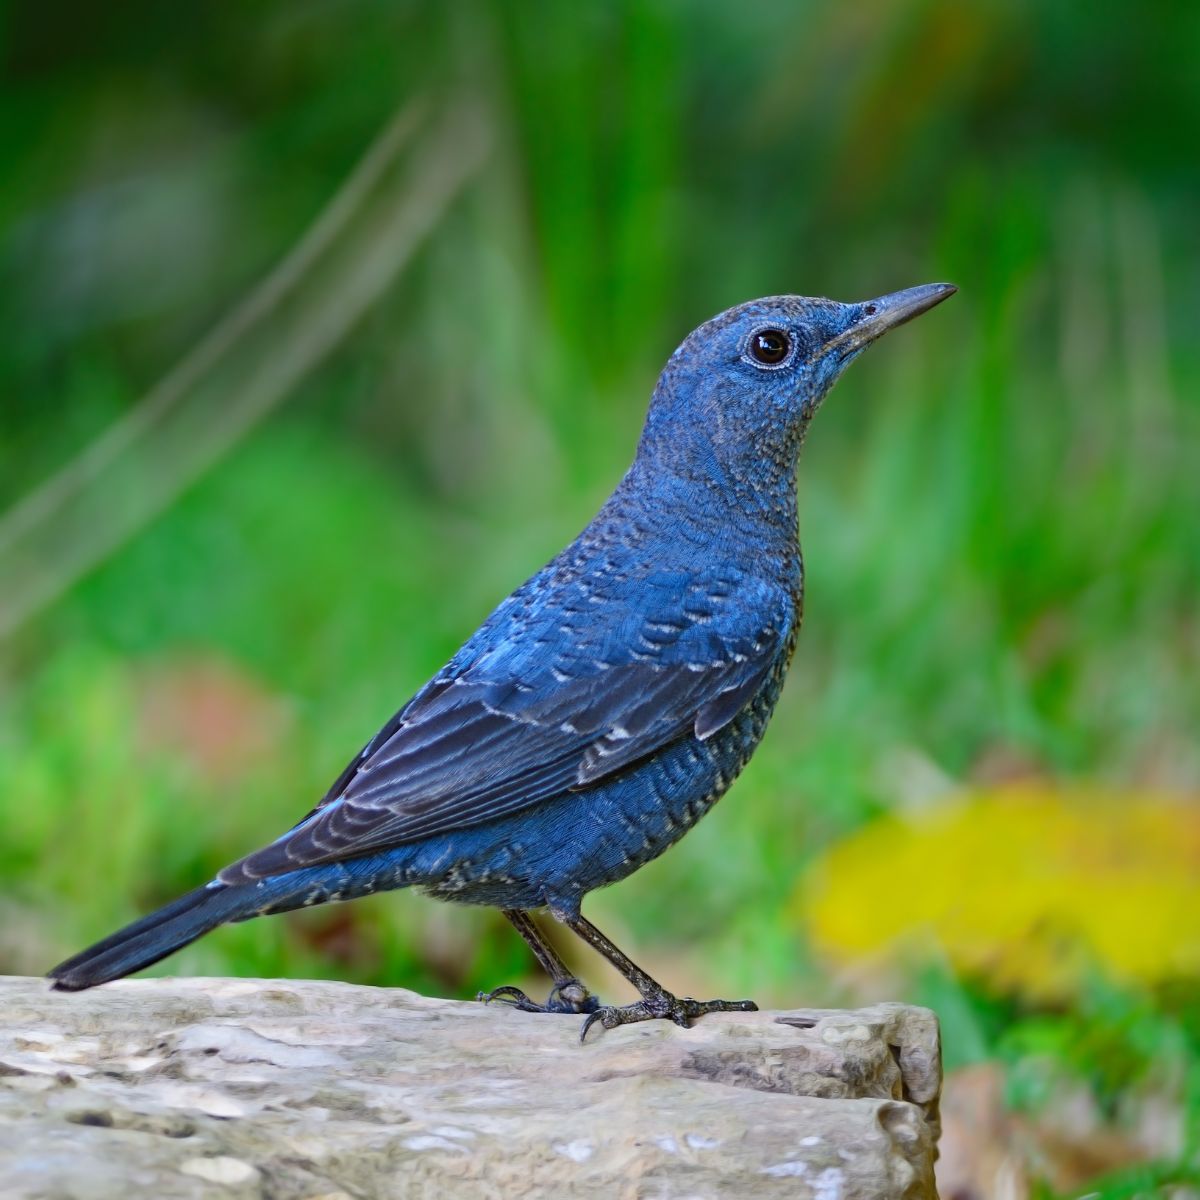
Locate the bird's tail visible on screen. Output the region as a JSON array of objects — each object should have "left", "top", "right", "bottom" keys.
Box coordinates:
[
  {"left": 47, "top": 882, "right": 258, "bottom": 991},
  {"left": 48, "top": 849, "right": 425, "bottom": 991},
  {"left": 46, "top": 865, "right": 352, "bottom": 992}
]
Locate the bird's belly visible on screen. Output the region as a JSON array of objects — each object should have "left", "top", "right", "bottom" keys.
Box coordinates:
[{"left": 418, "top": 664, "right": 787, "bottom": 909}]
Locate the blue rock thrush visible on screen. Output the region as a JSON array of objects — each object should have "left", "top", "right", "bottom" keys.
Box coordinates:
[{"left": 49, "top": 283, "right": 956, "bottom": 1038}]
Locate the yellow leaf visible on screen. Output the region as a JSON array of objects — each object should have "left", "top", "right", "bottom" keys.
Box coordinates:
[{"left": 800, "top": 785, "right": 1200, "bottom": 998}]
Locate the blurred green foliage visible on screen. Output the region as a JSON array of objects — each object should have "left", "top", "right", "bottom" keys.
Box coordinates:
[{"left": 1, "top": 1, "right": 1197, "bottom": 1192}]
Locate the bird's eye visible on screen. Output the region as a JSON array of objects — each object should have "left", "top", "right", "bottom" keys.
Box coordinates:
[{"left": 747, "top": 328, "right": 792, "bottom": 367}]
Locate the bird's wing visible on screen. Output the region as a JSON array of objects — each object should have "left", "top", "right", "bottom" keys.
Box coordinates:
[{"left": 219, "top": 570, "right": 792, "bottom": 883}]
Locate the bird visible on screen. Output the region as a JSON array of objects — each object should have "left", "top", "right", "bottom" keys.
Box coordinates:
[{"left": 48, "top": 282, "right": 956, "bottom": 1039}]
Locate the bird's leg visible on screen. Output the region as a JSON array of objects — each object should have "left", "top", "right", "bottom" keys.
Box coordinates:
[
  {"left": 477, "top": 909, "right": 599, "bottom": 1015},
  {"left": 551, "top": 907, "right": 757, "bottom": 1041}
]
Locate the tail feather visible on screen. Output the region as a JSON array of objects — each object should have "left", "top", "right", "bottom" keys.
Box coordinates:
[
  {"left": 48, "top": 849, "right": 424, "bottom": 991},
  {"left": 49, "top": 882, "right": 252, "bottom": 991}
]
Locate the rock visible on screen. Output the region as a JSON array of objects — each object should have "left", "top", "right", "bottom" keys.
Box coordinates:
[{"left": 0, "top": 976, "right": 940, "bottom": 1199}]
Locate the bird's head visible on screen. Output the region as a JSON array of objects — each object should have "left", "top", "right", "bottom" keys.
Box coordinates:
[{"left": 639, "top": 283, "right": 956, "bottom": 485}]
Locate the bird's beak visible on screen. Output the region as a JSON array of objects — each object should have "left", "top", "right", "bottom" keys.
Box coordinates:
[{"left": 827, "top": 282, "right": 957, "bottom": 356}]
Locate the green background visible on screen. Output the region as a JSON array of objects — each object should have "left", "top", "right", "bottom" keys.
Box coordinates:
[{"left": 1, "top": 2, "right": 1197, "bottom": 1193}]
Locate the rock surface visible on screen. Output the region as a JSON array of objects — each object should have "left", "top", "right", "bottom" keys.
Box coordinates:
[{"left": 0, "top": 976, "right": 940, "bottom": 1199}]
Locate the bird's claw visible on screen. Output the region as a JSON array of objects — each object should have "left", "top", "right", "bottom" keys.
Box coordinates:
[
  {"left": 476, "top": 984, "right": 541, "bottom": 1012},
  {"left": 579, "top": 994, "right": 758, "bottom": 1042},
  {"left": 477, "top": 980, "right": 599, "bottom": 1015}
]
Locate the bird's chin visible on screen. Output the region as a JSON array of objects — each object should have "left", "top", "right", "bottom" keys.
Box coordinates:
[
  {"left": 798, "top": 391, "right": 832, "bottom": 425},
  {"left": 832, "top": 344, "right": 869, "bottom": 370},
  {"left": 804, "top": 347, "right": 866, "bottom": 412}
]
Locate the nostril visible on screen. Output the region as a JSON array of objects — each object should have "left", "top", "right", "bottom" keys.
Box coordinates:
[{"left": 862, "top": 303, "right": 879, "bottom": 316}]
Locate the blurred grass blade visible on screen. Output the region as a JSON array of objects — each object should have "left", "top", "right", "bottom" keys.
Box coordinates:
[{"left": 0, "top": 98, "right": 490, "bottom": 640}]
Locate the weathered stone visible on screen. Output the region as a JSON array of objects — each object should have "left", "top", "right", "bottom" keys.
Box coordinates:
[{"left": 0, "top": 976, "right": 940, "bottom": 1198}]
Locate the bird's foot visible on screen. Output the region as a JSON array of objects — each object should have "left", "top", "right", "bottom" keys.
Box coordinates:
[
  {"left": 477, "top": 979, "right": 599, "bottom": 1015},
  {"left": 579, "top": 992, "right": 758, "bottom": 1042}
]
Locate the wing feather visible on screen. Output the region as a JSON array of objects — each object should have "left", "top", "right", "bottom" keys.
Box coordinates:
[{"left": 219, "top": 576, "right": 791, "bottom": 885}]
